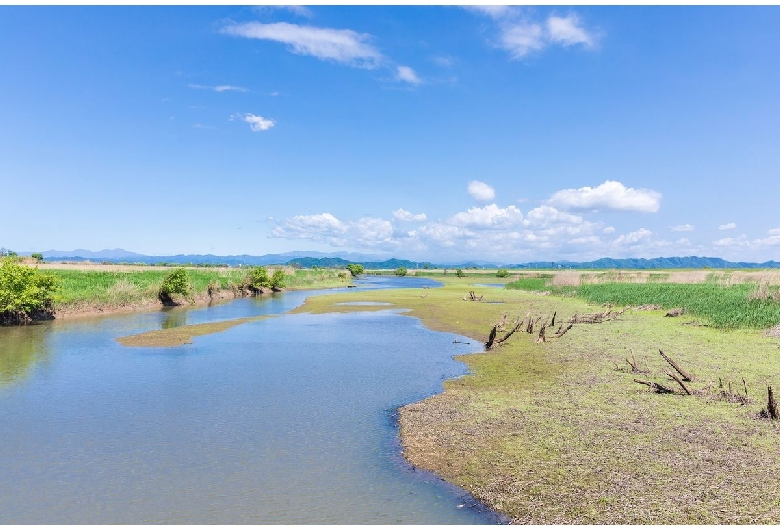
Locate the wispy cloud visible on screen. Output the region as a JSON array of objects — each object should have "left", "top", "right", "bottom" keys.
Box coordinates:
[
  {"left": 393, "top": 208, "right": 427, "bottom": 222},
  {"left": 546, "top": 14, "right": 595, "bottom": 47},
  {"left": 189, "top": 83, "right": 249, "bottom": 93},
  {"left": 670, "top": 224, "right": 695, "bottom": 232},
  {"left": 222, "top": 21, "right": 383, "bottom": 69},
  {"left": 230, "top": 113, "right": 275, "bottom": 132},
  {"left": 719, "top": 222, "right": 737, "bottom": 230},
  {"left": 467, "top": 180, "right": 495, "bottom": 202},
  {"left": 396, "top": 65, "right": 422, "bottom": 84},
  {"left": 547, "top": 180, "right": 661, "bottom": 213},
  {"left": 466, "top": 7, "right": 599, "bottom": 59}
]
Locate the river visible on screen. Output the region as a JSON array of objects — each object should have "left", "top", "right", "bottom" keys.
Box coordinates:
[{"left": 0, "top": 276, "right": 501, "bottom": 524}]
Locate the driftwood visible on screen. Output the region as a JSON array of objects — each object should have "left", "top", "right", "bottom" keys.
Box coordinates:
[
  {"left": 553, "top": 322, "right": 574, "bottom": 338},
  {"left": 659, "top": 350, "right": 694, "bottom": 382},
  {"left": 634, "top": 379, "right": 676, "bottom": 394}
]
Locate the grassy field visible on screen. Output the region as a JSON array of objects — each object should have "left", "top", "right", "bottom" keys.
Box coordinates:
[
  {"left": 505, "top": 270, "right": 780, "bottom": 329},
  {"left": 41, "top": 264, "right": 352, "bottom": 314},
  {"left": 285, "top": 276, "right": 780, "bottom": 524}
]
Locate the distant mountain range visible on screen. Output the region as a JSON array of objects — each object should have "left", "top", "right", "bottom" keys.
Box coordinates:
[{"left": 22, "top": 249, "right": 780, "bottom": 270}]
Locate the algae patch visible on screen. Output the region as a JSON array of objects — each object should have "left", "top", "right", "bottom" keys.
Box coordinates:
[{"left": 116, "top": 315, "right": 274, "bottom": 347}]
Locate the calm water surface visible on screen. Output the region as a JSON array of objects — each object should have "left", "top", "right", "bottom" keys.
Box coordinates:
[{"left": 0, "top": 276, "right": 500, "bottom": 524}]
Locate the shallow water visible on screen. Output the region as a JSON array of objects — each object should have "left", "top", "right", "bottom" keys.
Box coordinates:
[{"left": 0, "top": 276, "right": 500, "bottom": 524}]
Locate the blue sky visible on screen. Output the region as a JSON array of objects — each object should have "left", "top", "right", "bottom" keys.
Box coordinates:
[{"left": 2, "top": 5, "right": 779, "bottom": 262}]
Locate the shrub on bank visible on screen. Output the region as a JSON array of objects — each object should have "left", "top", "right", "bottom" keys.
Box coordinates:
[
  {"left": 158, "top": 268, "right": 192, "bottom": 306},
  {"left": 0, "top": 258, "right": 58, "bottom": 325}
]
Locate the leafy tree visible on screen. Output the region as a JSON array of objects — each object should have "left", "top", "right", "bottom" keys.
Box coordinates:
[
  {"left": 347, "top": 263, "right": 364, "bottom": 277},
  {"left": 31, "top": 253, "right": 43, "bottom": 262},
  {"left": 158, "top": 268, "right": 191, "bottom": 305},
  {"left": 0, "top": 258, "right": 58, "bottom": 325},
  {"left": 269, "top": 269, "right": 286, "bottom": 290},
  {"left": 496, "top": 269, "right": 509, "bottom": 278},
  {"left": 395, "top": 267, "right": 408, "bottom": 277},
  {"left": 456, "top": 269, "right": 465, "bottom": 278}
]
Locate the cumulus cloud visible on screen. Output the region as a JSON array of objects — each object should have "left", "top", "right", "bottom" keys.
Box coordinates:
[
  {"left": 547, "top": 180, "right": 661, "bottom": 213},
  {"left": 613, "top": 228, "right": 652, "bottom": 245},
  {"left": 670, "top": 224, "right": 695, "bottom": 232},
  {"left": 467, "top": 180, "right": 495, "bottom": 202},
  {"left": 768, "top": 228, "right": 780, "bottom": 236},
  {"left": 222, "top": 22, "right": 383, "bottom": 69},
  {"left": 718, "top": 222, "right": 737, "bottom": 230},
  {"left": 396, "top": 65, "right": 422, "bottom": 84},
  {"left": 231, "top": 113, "right": 275, "bottom": 131},
  {"left": 450, "top": 204, "right": 523, "bottom": 228},
  {"left": 392, "top": 208, "right": 427, "bottom": 222},
  {"left": 603, "top": 226, "right": 616, "bottom": 234}
]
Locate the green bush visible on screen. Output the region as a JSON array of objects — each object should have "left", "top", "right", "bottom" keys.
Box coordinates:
[
  {"left": 158, "top": 268, "right": 191, "bottom": 305},
  {"left": 0, "top": 258, "right": 58, "bottom": 324},
  {"left": 395, "top": 267, "right": 408, "bottom": 277},
  {"left": 31, "top": 253, "right": 43, "bottom": 262},
  {"left": 496, "top": 269, "right": 509, "bottom": 278},
  {"left": 456, "top": 269, "right": 465, "bottom": 278},
  {"left": 347, "top": 263, "right": 365, "bottom": 277},
  {"left": 247, "top": 266, "right": 270, "bottom": 291},
  {"left": 269, "top": 269, "right": 286, "bottom": 290}
]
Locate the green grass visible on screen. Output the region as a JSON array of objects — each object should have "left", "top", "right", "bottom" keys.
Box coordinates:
[
  {"left": 48, "top": 267, "right": 351, "bottom": 311},
  {"left": 506, "top": 278, "right": 780, "bottom": 330}
]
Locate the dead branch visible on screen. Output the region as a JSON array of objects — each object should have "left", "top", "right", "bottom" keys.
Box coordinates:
[
  {"left": 634, "top": 379, "right": 676, "bottom": 394},
  {"left": 665, "top": 371, "right": 692, "bottom": 395},
  {"left": 553, "top": 322, "right": 574, "bottom": 338},
  {"left": 484, "top": 325, "right": 497, "bottom": 350},
  {"left": 659, "top": 349, "right": 694, "bottom": 382},
  {"left": 551, "top": 311, "right": 556, "bottom": 327}
]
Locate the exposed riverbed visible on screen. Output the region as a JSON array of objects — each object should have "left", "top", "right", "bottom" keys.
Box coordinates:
[{"left": 0, "top": 276, "right": 501, "bottom": 524}]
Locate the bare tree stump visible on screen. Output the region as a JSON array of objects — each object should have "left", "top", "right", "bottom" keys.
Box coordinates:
[
  {"left": 768, "top": 386, "right": 778, "bottom": 420},
  {"left": 484, "top": 325, "right": 497, "bottom": 350}
]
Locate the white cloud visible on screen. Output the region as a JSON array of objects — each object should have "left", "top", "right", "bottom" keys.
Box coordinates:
[
  {"left": 603, "top": 226, "right": 615, "bottom": 234},
  {"left": 430, "top": 55, "right": 455, "bottom": 67},
  {"left": 676, "top": 238, "right": 691, "bottom": 245},
  {"left": 613, "top": 228, "right": 652, "bottom": 245},
  {"left": 189, "top": 83, "right": 248, "bottom": 93},
  {"left": 768, "top": 228, "right": 780, "bottom": 235},
  {"left": 463, "top": 5, "right": 515, "bottom": 19},
  {"left": 392, "top": 208, "right": 427, "bottom": 222},
  {"left": 524, "top": 205, "right": 583, "bottom": 229},
  {"left": 468, "top": 7, "right": 598, "bottom": 59},
  {"left": 270, "top": 213, "right": 348, "bottom": 240},
  {"left": 396, "top": 66, "right": 422, "bottom": 85},
  {"left": 231, "top": 113, "right": 275, "bottom": 131},
  {"left": 499, "top": 23, "right": 545, "bottom": 59},
  {"left": 546, "top": 14, "right": 595, "bottom": 47},
  {"left": 547, "top": 180, "right": 661, "bottom": 213},
  {"left": 670, "top": 224, "right": 695, "bottom": 232},
  {"left": 222, "top": 22, "right": 383, "bottom": 69},
  {"left": 718, "top": 222, "right": 737, "bottom": 230},
  {"left": 467, "top": 180, "right": 495, "bottom": 202},
  {"left": 450, "top": 203, "right": 523, "bottom": 228}
]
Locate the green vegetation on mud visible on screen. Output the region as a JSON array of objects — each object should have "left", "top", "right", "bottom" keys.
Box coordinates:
[
  {"left": 48, "top": 267, "right": 351, "bottom": 313},
  {"left": 288, "top": 276, "right": 780, "bottom": 523},
  {"left": 507, "top": 274, "right": 780, "bottom": 329}
]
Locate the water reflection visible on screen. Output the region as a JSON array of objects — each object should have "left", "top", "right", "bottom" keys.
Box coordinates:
[
  {"left": 0, "top": 325, "right": 50, "bottom": 387},
  {"left": 161, "top": 309, "right": 187, "bottom": 330}
]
